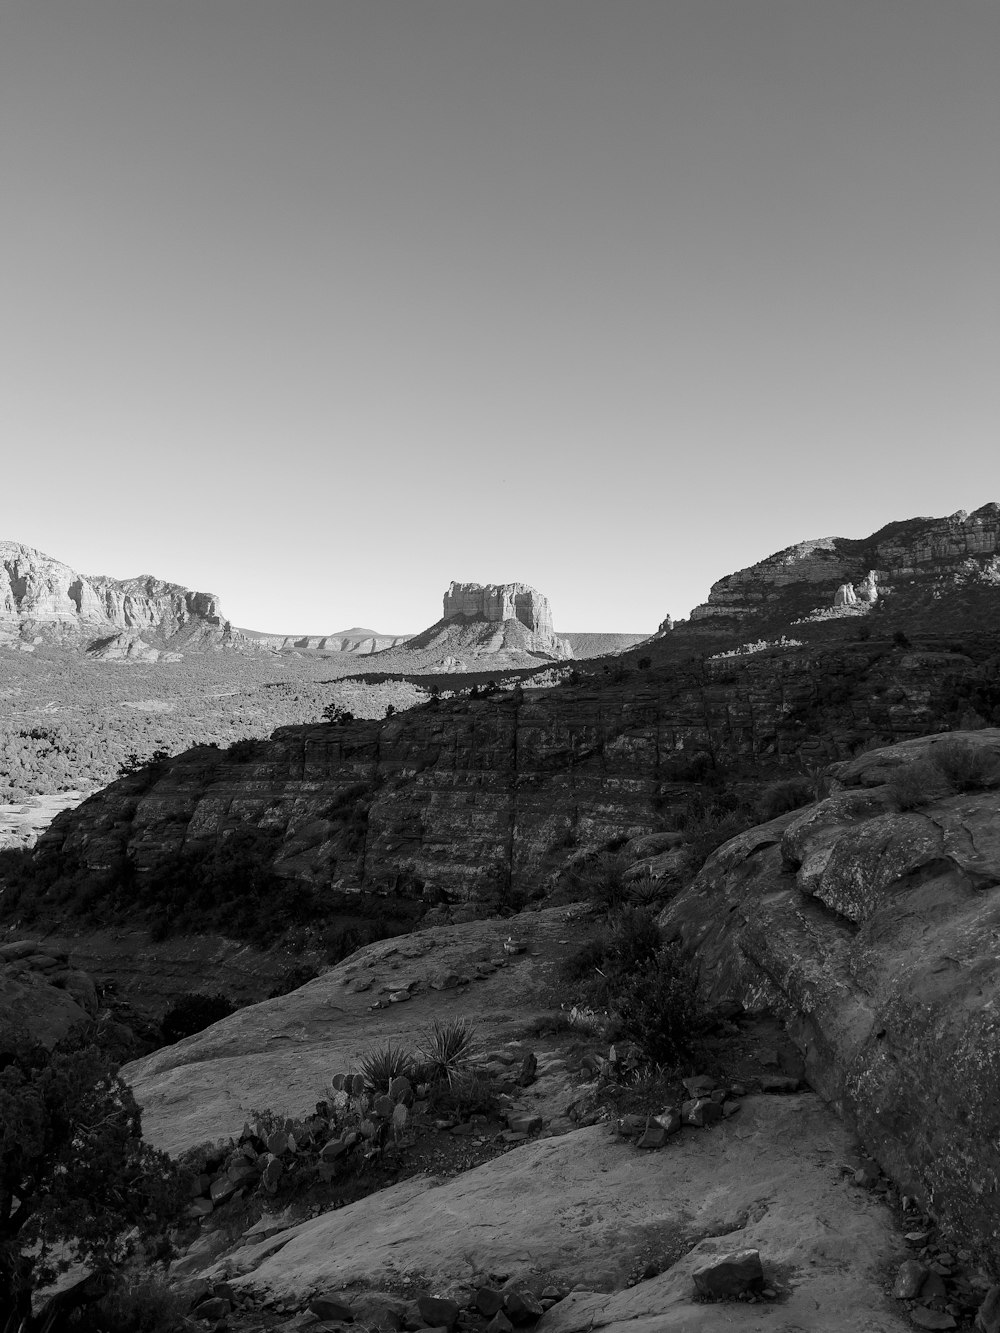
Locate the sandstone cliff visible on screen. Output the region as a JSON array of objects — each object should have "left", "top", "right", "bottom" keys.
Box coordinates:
[
  {"left": 241, "top": 628, "right": 412, "bottom": 654},
  {"left": 32, "top": 641, "right": 999, "bottom": 908},
  {"left": 387, "top": 580, "right": 573, "bottom": 669},
  {"left": 686, "top": 503, "right": 1000, "bottom": 636},
  {"left": 0, "top": 541, "right": 248, "bottom": 653}
]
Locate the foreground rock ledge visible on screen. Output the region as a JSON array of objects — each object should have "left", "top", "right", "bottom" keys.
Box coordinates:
[
  {"left": 661, "top": 728, "right": 1000, "bottom": 1274},
  {"left": 201, "top": 1099, "right": 910, "bottom": 1333}
]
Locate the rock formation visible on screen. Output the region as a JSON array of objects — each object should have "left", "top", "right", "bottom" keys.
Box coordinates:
[
  {"left": 32, "top": 642, "right": 999, "bottom": 905},
  {"left": 242, "top": 628, "right": 412, "bottom": 654},
  {"left": 443, "top": 581, "right": 555, "bottom": 637},
  {"left": 400, "top": 580, "right": 573, "bottom": 663},
  {"left": 0, "top": 541, "right": 247, "bottom": 653},
  {"left": 833, "top": 571, "right": 879, "bottom": 609},
  {"left": 686, "top": 503, "right": 999, "bottom": 634},
  {"left": 0, "top": 940, "right": 98, "bottom": 1047},
  {"left": 659, "top": 729, "right": 1000, "bottom": 1273}
]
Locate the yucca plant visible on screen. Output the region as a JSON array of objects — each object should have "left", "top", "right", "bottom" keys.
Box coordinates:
[
  {"left": 418, "top": 1017, "right": 477, "bottom": 1086},
  {"left": 357, "top": 1042, "right": 415, "bottom": 1094}
]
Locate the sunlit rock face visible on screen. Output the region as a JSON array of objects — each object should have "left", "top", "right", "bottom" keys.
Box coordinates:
[
  {"left": 0, "top": 540, "right": 244, "bottom": 651},
  {"left": 685, "top": 504, "right": 1000, "bottom": 633},
  {"left": 444, "top": 581, "right": 555, "bottom": 636},
  {"left": 441, "top": 581, "right": 571, "bottom": 658}
]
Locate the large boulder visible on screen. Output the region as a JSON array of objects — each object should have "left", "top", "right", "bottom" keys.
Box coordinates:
[
  {"left": 0, "top": 941, "right": 97, "bottom": 1048},
  {"left": 661, "top": 729, "right": 1000, "bottom": 1273}
]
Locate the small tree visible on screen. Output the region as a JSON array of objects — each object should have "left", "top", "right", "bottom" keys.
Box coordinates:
[
  {"left": 0, "top": 1027, "right": 184, "bottom": 1330},
  {"left": 323, "top": 705, "right": 355, "bottom": 726}
]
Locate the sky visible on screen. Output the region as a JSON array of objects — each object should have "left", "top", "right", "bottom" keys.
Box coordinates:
[{"left": 1, "top": 2, "right": 997, "bottom": 634}]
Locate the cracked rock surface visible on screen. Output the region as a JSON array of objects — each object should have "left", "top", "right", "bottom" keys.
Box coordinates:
[{"left": 660, "top": 729, "right": 1000, "bottom": 1273}]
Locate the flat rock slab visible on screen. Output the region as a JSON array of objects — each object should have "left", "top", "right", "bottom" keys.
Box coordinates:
[
  {"left": 124, "top": 909, "right": 578, "bottom": 1155},
  {"left": 202, "top": 1097, "right": 908, "bottom": 1331}
]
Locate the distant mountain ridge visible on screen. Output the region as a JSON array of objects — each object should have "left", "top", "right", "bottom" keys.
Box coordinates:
[{"left": 0, "top": 541, "right": 246, "bottom": 658}]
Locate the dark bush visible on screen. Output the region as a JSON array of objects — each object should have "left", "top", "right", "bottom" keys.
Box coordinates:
[
  {"left": 161, "top": 992, "right": 235, "bottom": 1044},
  {"left": 889, "top": 741, "right": 1000, "bottom": 810},
  {"left": 0, "top": 1027, "right": 184, "bottom": 1326},
  {"left": 603, "top": 905, "right": 662, "bottom": 972},
  {"left": 267, "top": 965, "right": 319, "bottom": 999},
  {"left": 560, "top": 907, "right": 662, "bottom": 1005},
  {"left": 756, "top": 777, "right": 814, "bottom": 821},
  {"left": 930, "top": 739, "right": 1000, "bottom": 791},
  {"left": 609, "top": 942, "right": 705, "bottom": 1066},
  {"left": 565, "top": 849, "right": 632, "bottom": 911}
]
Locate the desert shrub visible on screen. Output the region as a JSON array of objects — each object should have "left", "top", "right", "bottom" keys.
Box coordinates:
[
  {"left": 930, "top": 739, "right": 1000, "bottom": 791},
  {"left": 888, "top": 759, "right": 948, "bottom": 811},
  {"left": 427, "top": 1066, "right": 498, "bottom": 1120},
  {"left": 267, "top": 964, "right": 319, "bottom": 999},
  {"left": 161, "top": 992, "right": 235, "bottom": 1044},
  {"left": 679, "top": 808, "right": 757, "bottom": 878},
  {"left": 561, "top": 934, "right": 610, "bottom": 986},
  {"left": 0, "top": 1027, "right": 184, "bottom": 1328},
  {"left": 418, "top": 1017, "right": 477, "bottom": 1086},
  {"left": 756, "top": 777, "right": 813, "bottom": 821},
  {"left": 225, "top": 737, "right": 260, "bottom": 761},
  {"left": 608, "top": 942, "right": 705, "bottom": 1067},
  {"left": 889, "top": 742, "right": 1000, "bottom": 811},
  {"left": 603, "top": 905, "right": 662, "bottom": 971},
  {"left": 116, "top": 748, "right": 171, "bottom": 780},
  {"left": 564, "top": 849, "right": 632, "bottom": 910},
  {"left": 561, "top": 907, "right": 662, "bottom": 1009},
  {"left": 358, "top": 1042, "right": 415, "bottom": 1094},
  {"left": 74, "top": 1274, "right": 189, "bottom": 1333}
]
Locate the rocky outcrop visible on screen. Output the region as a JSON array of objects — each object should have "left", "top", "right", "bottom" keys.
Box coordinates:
[
  {"left": 834, "top": 571, "right": 879, "bottom": 608},
  {"left": 86, "top": 630, "right": 183, "bottom": 662},
  {"left": 686, "top": 504, "right": 1000, "bottom": 634},
  {"left": 124, "top": 910, "right": 918, "bottom": 1332},
  {"left": 440, "top": 581, "right": 572, "bottom": 659},
  {"left": 242, "top": 628, "right": 412, "bottom": 654},
  {"left": 444, "top": 581, "right": 554, "bottom": 635},
  {"left": 659, "top": 729, "right": 1000, "bottom": 1273},
  {"left": 0, "top": 940, "right": 98, "bottom": 1047},
  {"left": 31, "top": 643, "right": 999, "bottom": 906},
  {"left": 0, "top": 541, "right": 247, "bottom": 652}
]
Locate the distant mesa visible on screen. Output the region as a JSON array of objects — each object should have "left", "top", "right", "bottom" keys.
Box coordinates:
[
  {"left": 244, "top": 581, "right": 582, "bottom": 670},
  {"left": 241, "top": 627, "right": 412, "bottom": 654},
  {"left": 394, "top": 581, "right": 574, "bottom": 668},
  {"left": 0, "top": 540, "right": 246, "bottom": 656},
  {"left": 440, "top": 581, "right": 572, "bottom": 658}
]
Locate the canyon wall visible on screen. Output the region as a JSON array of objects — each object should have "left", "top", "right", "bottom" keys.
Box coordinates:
[
  {"left": 35, "top": 642, "right": 997, "bottom": 905},
  {"left": 686, "top": 503, "right": 1000, "bottom": 633},
  {"left": 0, "top": 541, "right": 244, "bottom": 651}
]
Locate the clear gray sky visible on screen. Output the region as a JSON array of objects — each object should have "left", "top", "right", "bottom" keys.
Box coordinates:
[{"left": 1, "top": 2, "right": 997, "bottom": 633}]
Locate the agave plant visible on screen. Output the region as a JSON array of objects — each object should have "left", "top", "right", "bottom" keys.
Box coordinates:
[
  {"left": 357, "top": 1042, "right": 415, "bottom": 1094},
  {"left": 418, "top": 1017, "right": 477, "bottom": 1086}
]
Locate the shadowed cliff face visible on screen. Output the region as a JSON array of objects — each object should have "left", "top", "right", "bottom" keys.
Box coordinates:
[{"left": 31, "top": 643, "right": 999, "bottom": 908}]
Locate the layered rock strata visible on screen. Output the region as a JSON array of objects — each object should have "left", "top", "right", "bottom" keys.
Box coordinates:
[
  {"left": 440, "top": 581, "right": 572, "bottom": 659},
  {"left": 34, "top": 643, "right": 998, "bottom": 906},
  {"left": 659, "top": 729, "right": 1000, "bottom": 1272},
  {"left": 686, "top": 503, "right": 1000, "bottom": 633},
  {"left": 0, "top": 541, "right": 245, "bottom": 651},
  {"left": 242, "top": 629, "right": 412, "bottom": 654}
]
